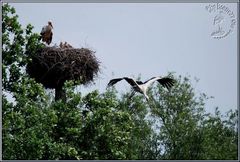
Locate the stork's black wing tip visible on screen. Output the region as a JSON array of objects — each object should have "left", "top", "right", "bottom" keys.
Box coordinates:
[
  {"left": 107, "top": 78, "right": 124, "bottom": 88},
  {"left": 106, "top": 81, "right": 113, "bottom": 88},
  {"left": 157, "top": 77, "right": 176, "bottom": 90}
]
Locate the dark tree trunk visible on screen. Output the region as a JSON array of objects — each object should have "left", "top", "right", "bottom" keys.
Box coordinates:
[{"left": 55, "top": 85, "right": 66, "bottom": 102}]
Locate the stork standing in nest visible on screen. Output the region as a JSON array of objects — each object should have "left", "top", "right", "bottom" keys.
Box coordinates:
[
  {"left": 107, "top": 76, "right": 175, "bottom": 101},
  {"left": 40, "top": 21, "right": 53, "bottom": 45}
]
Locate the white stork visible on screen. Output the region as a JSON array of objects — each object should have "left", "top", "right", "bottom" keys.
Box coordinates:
[
  {"left": 40, "top": 21, "right": 53, "bottom": 45},
  {"left": 107, "top": 76, "right": 175, "bottom": 101}
]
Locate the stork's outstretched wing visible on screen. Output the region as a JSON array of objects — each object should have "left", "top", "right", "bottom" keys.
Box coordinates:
[
  {"left": 107, "top": 78, "right": 124, "bottom": 87},
  {"left": 107, "top": 77, "right": 138, "bottom": 88},
  {"left": 157, "top": 77, "right": 175, "bottom": 90},
  {"left": 123, "top": 77, "right": 138, "bottom": 87}
]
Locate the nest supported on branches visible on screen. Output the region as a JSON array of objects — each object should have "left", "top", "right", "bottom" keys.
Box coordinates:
[{"left": 26, "top": 47, "right": 100, "bottom": 89}]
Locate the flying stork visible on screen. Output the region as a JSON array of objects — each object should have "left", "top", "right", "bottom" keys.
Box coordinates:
[
  {"left": 40, "top": 21, "right": 53, "bottom": 45},
  {"left": 107, "top": 76, "right": 175, "bottom": 101}
]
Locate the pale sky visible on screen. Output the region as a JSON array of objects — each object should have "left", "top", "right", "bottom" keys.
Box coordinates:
[{"left": 9, "top": 3, "right": 238, "bottom": 114}]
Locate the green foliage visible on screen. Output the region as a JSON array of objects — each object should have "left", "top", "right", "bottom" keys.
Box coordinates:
[
  {"left": 148, "top": 75, "right": 238, "bottom": 160},
  {"left": 2, "top": 4, "right": 43, "bottom": 93},
  {"left": 200, "top": 108, "right": 238, "bottom": 159},
  {"left": 2, "top": 4, "right": 238, "bottom": 160}
]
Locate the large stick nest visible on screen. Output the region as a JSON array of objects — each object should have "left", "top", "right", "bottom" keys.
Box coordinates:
[{"left": 26, "top": 47, "right": 100, "bottom": 89}]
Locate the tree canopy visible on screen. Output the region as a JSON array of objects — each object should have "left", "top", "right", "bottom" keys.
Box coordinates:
[{"left": 2, "top": 4, "right": 238, "bottom": 160}]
